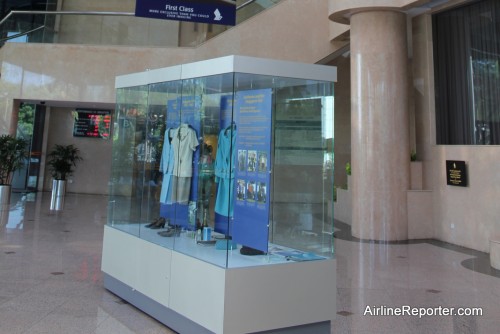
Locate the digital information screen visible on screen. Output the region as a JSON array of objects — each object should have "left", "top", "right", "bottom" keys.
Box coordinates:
[{"left": 73, "top": 109, "right": 111, "bottom": 139}]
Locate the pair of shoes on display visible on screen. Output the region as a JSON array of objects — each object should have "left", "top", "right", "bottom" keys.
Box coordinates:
[
  {"left": 144, "top": 221, "right": 156, "bottom": 228},
  {"left": 145, "top": 217, "right": 167, "bottom": 229},
  {"left": 145, "top": 217, "right": 161, "bottom": 228},
  {"left": 157, "top": 226, "right": 180, "bottom": 237}
]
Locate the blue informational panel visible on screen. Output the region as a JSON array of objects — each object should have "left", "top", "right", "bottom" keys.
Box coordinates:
[
  {"left": 166, "top": 98, "right": 181, "bottom": 129},
  {"left": 135, "top": 0, "right": 236, "bottom": 26},
  {"left": 232, "top": 89, "right": 273, "bottom": 252},
  {"left": 220, "top": 94, "right": 233, "bottom": 129}
]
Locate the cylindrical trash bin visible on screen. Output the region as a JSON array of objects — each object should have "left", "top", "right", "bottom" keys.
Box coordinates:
[{"left": 490, "top": 237, "right": 500, "bottom": 270}]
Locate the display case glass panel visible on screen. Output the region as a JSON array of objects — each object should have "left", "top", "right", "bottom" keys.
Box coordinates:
[
  {"left": 109, "top": 84, "right": 150, "bottom": 238},
  {"left": 108, "top": 59, "right": 335, "bottom": 268}
]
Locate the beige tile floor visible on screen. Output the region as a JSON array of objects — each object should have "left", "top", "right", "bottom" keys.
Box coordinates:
[{"left": 0, "top": 192, "right": 499, "bottom": 334}]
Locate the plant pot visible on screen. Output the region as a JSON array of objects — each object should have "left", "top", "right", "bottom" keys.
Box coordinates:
[
  {"left": 0, "top": 207, "right": 8, "bottom": 227},
  {"left": 0, "top": 184, "right": 11, "bottom": 208},
  {"left": 50, "top": 179, "right": 66, "bottom": 211}
]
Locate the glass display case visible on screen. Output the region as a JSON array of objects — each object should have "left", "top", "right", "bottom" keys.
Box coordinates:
[
  {"left": 107, "top": 56, "right": 335, "bottom": 268},
  {"left": 102, "top": 56, "right": 337, "bottom": 334}
]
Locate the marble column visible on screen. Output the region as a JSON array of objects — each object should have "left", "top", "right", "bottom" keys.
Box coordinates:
[{"left": 350, "top": 10, "right": 410, "bottom": 241}]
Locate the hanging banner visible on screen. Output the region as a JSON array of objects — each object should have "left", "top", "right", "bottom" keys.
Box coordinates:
[
  {"left": 232, "top": 89, "right": 273, "bottom": 253},
  {"left": 135, "top": 0, "right": 236, "bottom": 26}
]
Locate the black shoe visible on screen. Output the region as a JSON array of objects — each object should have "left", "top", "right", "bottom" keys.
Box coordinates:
[
  {"left": 145, "top": 218, "right": 160, "bottom": 228},
  {"left": 150, "top": 217, "right": 167, "bottom": 229},
  {"left": 158, "top": 229, "right": 179, "bottom": 237},
  {"left": 240, "top": 246, "right": 265, "bottom": 256}
]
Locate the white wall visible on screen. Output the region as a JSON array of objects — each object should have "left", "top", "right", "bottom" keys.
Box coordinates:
[{"left": 430, "top": 146, "right": 500, "bottom": 253}]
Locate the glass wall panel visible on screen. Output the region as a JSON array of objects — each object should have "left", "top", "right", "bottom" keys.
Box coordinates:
[
  {"left": 167, "top": 74, "right": 235, "bottom": 268},
  {"left": 226, "top": 73, "right": 334, "bottom": 267},
  {"left": 434, "top": 0, "right": 500, "bottom": 144},
  {"left": 271, "top": 79, "right": 334, "bottom": 257},
  {"left": 137, "top": 80, "right": 181, "bottom": 249},
  {"left": 109, "top": 84, "right": 150, "bottom": 237}
]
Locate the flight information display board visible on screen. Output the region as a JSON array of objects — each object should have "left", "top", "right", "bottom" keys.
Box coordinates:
[{"left": 72, "top": 109, "right": 111, "bottom": 139}]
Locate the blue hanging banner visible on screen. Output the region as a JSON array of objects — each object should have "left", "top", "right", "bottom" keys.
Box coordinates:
[
  {"left": 231, "top": 89, "right": 273, "bottom": 253},
  {"left": 135, "top": 0, "right": 236, "bottom": 26}
]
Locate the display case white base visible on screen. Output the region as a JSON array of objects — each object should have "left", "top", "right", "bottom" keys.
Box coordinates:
[
  {"left": 104, "top": 274, "right": 212, "bottom": 334},
  {"left": 102, "top": 226, "right": 336, "bottom": 334}
]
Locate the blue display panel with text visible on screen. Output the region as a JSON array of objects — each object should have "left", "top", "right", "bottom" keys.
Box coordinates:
[
  {"left": 135, "top": 0, "right": 236, "bottom": 26},
  {"left": 232, "top": 89, "right": 272, "bottom": 252}
]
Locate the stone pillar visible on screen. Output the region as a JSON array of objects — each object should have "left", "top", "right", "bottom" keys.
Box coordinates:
[{"left": 350, "top": 10, "right": 410, "bottom": 241}]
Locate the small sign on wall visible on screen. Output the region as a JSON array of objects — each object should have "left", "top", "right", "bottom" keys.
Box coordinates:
[{"left": 446, "top": 160, "right": 468, "bottom": 187}]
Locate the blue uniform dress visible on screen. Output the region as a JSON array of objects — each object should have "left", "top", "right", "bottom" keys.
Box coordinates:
[
  {"left": 159, "top": 129, "right": 174, "bottom": 204},
  {"left": 214, "top": 127, "right": 236, "bottom": 217}
]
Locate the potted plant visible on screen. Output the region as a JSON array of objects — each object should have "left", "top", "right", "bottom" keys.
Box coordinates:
[
  {"left": 411, "top": 150, "right": 417, "bottom": 162},
  {"left": 0, "top": 134, "right": 27, "bottom": 206},
  {"left": 47, "top": 144, "right": 82, "bottom": 210},
  {"left": 345, "top": 162, "right": 351, "bottom": 176}
]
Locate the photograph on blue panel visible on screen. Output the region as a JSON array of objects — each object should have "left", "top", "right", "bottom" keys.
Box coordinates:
[
  {"left": 247, "top": 150, "right": 257, "bottom": 172},
  {"left": 238, "top": 149, "right": 246, "bottom": 171},
  {"left": 258, "top": 151, "right": 267, "bottom": 173},
  {"left": 237, "top": 179, "right": 246, "bottom": 201},
  {"left": 246, "top": 180, "right": 256, "bottom": 202},
  {"left": 257, "top": 182, "right": 267, "bottom": 204}
]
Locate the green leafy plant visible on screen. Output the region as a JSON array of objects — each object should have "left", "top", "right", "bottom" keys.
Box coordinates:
[
  {"left": 410, "top": 150, "right": 417, "bottom": 162},
  {"left": 345, "top": 162, "right": 351, "bottom": 176},
  {"left": 0, "top": 135, "right": 27, "bottom": 185},
  {"left": 47, "top": 144, "right": 83, "bottom": 180}
]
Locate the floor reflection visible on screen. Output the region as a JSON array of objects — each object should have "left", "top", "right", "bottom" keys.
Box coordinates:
[
  {"left": 1, "top": 192, "right": 499, "bottom": 334},
  {"left": 0, "top": 192, "right": 36, "bottom": 229}
]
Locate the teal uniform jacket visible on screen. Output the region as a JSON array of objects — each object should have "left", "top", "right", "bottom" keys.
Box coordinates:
[{"left": 214, "top": 127, "right": 236, "bottom": 217}]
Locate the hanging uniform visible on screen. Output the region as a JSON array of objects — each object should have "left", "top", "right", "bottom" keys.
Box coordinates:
[
  {"left": 170, "top": 124, "right": 199, "bottom": 204},
  {"left": 214, "top": 126, "right": 236, "bottom": 217},
  {"left": 159, "top": 128, "right": 174, "bottom": 204}
]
